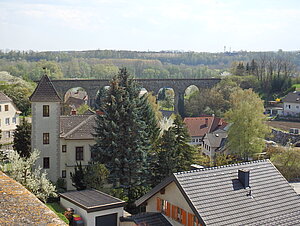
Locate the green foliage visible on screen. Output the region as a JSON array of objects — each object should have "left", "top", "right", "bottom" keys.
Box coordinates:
[
  {"left": 268, "top": 146, "right": 300, "bottom": 181},
  {"left": 46, "top": 202, "right": 69, "bottom": 224},
  {"left": 91, "top": 68, "right": 158, "bottom": 205},
  {"left": 225, "top": 89, "right": 270, "bottom": 160},
  {"left": 151, "top": 115, "right": 196, "bottom": 185},
  {"left": 5, "top": 149, "right": 57, "bottom": 203},
  {"left": 55, "top": 178, "right": 67, "bottom": 193},
  {"left": 13, "top": 118, "right": 31, "bottom": 158},
  {"left": 84, "top": 162, "right": 109, "bottom": 190},
  {"left": 0, "top": 72, "right": 35, "bottom": 115},
  {"left": 70, "top": 162, "right": 87, "bottom": 191},
  {"left": 76, "top": 104, "right": 89, "bottom": 114}
]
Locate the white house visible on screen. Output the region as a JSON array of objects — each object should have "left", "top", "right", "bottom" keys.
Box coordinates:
[
  {"left": 30, "top": 75, "right": 96, "bottom": 190},
  {"left": 135, "top": 160, "right": 300, "bottom": 226},
  {"left": 202, "top": 128, "right": 227, "bottom": 159},
  {"left": 0, "top": 92, "right": 21, "bottom": 145},
  {"left": 282, "top": 91, "right": 300, "bottom": 116},
  {"left": 183, "top": 116, "right": 227, "bottom": 145}
]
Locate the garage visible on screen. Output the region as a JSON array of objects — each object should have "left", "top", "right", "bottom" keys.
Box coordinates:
[{"left": 95, "top": 213, "right": 117, "bottom": 226}]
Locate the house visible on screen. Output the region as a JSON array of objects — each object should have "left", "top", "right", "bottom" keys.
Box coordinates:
[
  {"left": 183, "top": 116, "right": 227, "bottom": 145},
  {"left": 0, "top": 171, "right": 66, "bottom": 225},
  {"left": 60, "top": 189, "right": 126, "bottom": 226},
  {"left": 30, "top": 75, "right": 96, "bottom": 190},
  {"left": 202, "top": 128, "right": 227, "bottom": 158},
  {"left": 135, "top": 160, "right": 300, "bottom": 226},
  {"left": 0, "top": 92, "right": 21, "bottom": 146},
  {"left": 282, "top": 91, "right": 300, "bottom": 116}
]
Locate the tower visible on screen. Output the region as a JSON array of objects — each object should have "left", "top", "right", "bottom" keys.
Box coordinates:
[{"left": 29, "top": 74, "right": 62, "bottom": 182}]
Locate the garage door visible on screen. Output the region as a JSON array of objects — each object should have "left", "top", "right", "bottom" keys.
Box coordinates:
[{"left": 95, "top": 213, "right": 117, "bottom": 226}]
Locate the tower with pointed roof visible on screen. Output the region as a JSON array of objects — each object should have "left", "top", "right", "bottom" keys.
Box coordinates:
[{"left": 29, "top": 74, "right": 62, "bottom": 182}]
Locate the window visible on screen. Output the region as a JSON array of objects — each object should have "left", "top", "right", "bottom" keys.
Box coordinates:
[
  {"left": 192, "top": 139, "right": 195, "bottom": 142},
  {"left": 0, "top": 105, "right": 1, "bottom": 111},
  {"left": 43, "top": 133, "right": 49, "bottom": 144},
  {"left": 43, "top": 157, "right": 50, "bottom": 169},
  {"left": 76, "top": 147, "right": 84, "bottom": 160},
  {"left": 157, "top": 197, "right": 171, "bottom": 217},
  {"left": 297, "top": 106, "right": 299, "bottom": 109},
  {"left": 5, "top": 105, "right": 8, "bottom": 111},
  {"left": 43, "top": 105, "right": 49, "bottom": 117},
  {"left": 4, "top": 131, "right": 10, "bottom": 138},
  {"left": 5, "top": 118, "right": 9, "bottom": 125},
  {"left": 62, "top": 170, "right": 66, "bottom": 178},
  {"left": 12, "top": 117, "right": 16, "bottom": 124},
  {"left": 62, "top": 145, "right": 67, "bottom": 152},
  {"left": 177, "top": 207, "right": 182, "bottom": 222}
]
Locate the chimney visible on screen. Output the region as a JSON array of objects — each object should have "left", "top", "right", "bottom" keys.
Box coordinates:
[
  {"left": 238, "top": 169, "right": 250, "bottom": 188},
  {"left": 71, "top": 109, "right": 77, "bottom": 115}
]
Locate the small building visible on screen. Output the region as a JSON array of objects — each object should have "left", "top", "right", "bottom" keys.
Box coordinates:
[
  {"left": 202, "top": 128, "right": 227, "bottom": 158},
  {"left": 60, "top": 189, "right": 126, "bottom": 226},
  {"left": 183, "top": 115, "right": 227, "bottom": 145},
  {"left": 282, "top": 91, "right": 300, "bottom": 116},
  {"left": 0, "top": 92, "right": 21, "bottom": 146},
  {"left": 135, "top": 160, "right": 300, "bottom": 225}
]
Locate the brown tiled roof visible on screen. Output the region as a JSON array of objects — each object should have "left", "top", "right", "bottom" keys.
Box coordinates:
[
  {"left": 0, "top": 171, "right": 66, "bottom": 225},
  {"left": 183, "top": 116, "right": 227, "bottom": 137},
  {"left": 60, "top": 114, "right": 96, "bottom": 140},
  {"left": 29, "top": 74, "right": 62, "bottom": 102},
  {"left": 0, "top": 92, "right": 12, "bottom": 102}
]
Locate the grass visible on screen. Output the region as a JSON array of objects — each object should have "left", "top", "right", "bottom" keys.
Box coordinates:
[
  {"left": 46, "top": 202, "right": 69, "bottom": 224},
  {"left": 292, "top": 84, "right": 300, "bottom": 90}
]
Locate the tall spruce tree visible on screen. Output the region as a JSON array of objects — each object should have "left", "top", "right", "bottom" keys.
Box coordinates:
[
  {"left": 13, "top": 118, "right": 31, "bottom": 158},
  {"left": 152, "top": 115, "right": 196, "bottom": 185},
  {"left": 91, "top": 68, "right": 158, "bottom": 205}
]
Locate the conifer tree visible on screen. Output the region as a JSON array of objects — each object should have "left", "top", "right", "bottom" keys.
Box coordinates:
[
  {"left": 13, "top": 118, "right": 31, "bottom": 158},
  {"left": 91, "top": 68, "right": 158, "bottom": 204},
  {"left": 70, "top": 162, "right": 87, "bottom": 191},
  {"left": 152, "top": 115, "right": 196, "bottom": 185}
]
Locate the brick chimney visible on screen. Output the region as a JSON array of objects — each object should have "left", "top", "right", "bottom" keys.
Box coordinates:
[{"left": 238, "top": 169, "right": 250, "bottom": 188}]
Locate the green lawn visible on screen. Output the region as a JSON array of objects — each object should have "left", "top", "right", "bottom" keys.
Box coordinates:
[
  {"left": 46, "top": 202, "right": 69, "bottom": 224},
  {"left": 292, "top": 84, "right": 300, "bottom": 89}
]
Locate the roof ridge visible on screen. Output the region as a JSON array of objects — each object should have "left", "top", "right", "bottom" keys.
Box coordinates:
[
  {"left": 174, "top": 159, "right": 269, "bottom": 175},
  {"left": 62, "top": 114, "right": 95, "bottom": 138}
]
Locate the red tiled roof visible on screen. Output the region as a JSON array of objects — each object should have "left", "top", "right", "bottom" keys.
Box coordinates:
[{"left": 183, "top": 116, "right": 227, "bottom": 137}]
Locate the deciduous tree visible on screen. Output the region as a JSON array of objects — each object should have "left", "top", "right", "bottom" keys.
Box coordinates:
[{"left": 225, "top": 89, "right": 270, "bottom": 160}]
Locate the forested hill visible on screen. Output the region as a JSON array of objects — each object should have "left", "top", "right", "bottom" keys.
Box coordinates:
[
  {"left": 0, "top": 49, "right": 300, "bottom": 80},
  {"left": 2, "top": 49, "right": 300, "bottom": 67}
]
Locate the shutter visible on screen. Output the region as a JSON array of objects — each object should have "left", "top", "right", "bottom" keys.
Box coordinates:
[
  {"left": 172, "top": 205, "right": 176, "bottom": 219},
  {"left": 188, "top": 213, "right": 194, "bottom": 226},
  {"left": 182, "top": 209, "right": 187, "bottom": 225},
  {"left": 166, "top": 202, "right": 171, "bottom": 217},
  {"left": 156, "top": 197, "right": 161, "bottom": 212}
]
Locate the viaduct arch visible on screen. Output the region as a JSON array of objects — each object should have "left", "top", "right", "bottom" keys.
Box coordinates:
[{"left": 50, "top": 78, "right": 221, "bottom": 117}]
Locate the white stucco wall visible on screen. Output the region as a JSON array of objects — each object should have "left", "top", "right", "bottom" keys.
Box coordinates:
[
  {"left": 60, "top": 197, "right": 124, "bottom": 226},
  {"left": 189, "top": 136, "right": 202, "bottom": 145},
  {"left": 0, "top": 101, "right": 20, "bottom": 144},
  {"left": 31, "top": 102, "right": 60, "bottom": 182},
  {"left": 284, "top": 102, "right": 300, "bottom": 116},
  {"left": 202, "top": 138, "right": 217, "bottom": 159},
  {"left": 146, "top": 181, "right": 194, "bottom": 226},
  {"left": 60, "top": 139, "right": 95, "bottom": 190}
]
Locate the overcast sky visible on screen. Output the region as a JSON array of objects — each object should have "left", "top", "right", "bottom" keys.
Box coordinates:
[{"left": 1, "top": 0, "right": 300, "bottom": 52}]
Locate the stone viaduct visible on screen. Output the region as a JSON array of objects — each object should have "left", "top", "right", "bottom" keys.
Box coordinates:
[{"left": 50, "top": 78, "right": 221, "bottom": 116}]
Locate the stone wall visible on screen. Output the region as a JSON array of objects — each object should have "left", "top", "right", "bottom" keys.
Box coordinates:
[{"left": 269, "top": 129, "right": 300, "bottom": 146}]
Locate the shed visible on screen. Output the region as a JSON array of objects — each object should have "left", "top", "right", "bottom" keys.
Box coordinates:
[{"left": 60, "top": 189, "right": 126, "bottom": 226}]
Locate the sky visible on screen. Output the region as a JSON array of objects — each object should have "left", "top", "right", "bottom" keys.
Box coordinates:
[{"left": 1, "top": 0, "right": 300, "bottom": 52}]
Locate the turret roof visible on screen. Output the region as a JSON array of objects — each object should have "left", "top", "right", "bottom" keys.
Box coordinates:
[{"left": 29, "top": 74, "right": 62, "bottom": 102}]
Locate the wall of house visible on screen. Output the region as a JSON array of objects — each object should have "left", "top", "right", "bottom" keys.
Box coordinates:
[
  {"left": 146, "top": 181, "right": 194, "bottom": 226},
  {"left": 189, "top": 136, "right": 202, "bottom": 145},
  {"left": 60, "top": 198, "right": 124, "bottom": 226},
  {"left": 31, "top": 101, "right": 60, "bottom": 183},
  {"left": 202, "top": 138, "right": 217, "bottom": 159},
  {"left": 60, "top": 139, "right": 95, "bottom": 190},
  {"left": 0, "top": 101, "right": 20, "bottom": 144},
  {"left": 284, "top": 102, "right": 300, "bottom": 116}
]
